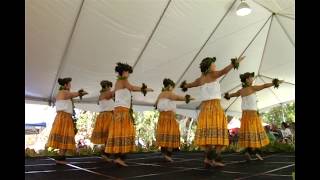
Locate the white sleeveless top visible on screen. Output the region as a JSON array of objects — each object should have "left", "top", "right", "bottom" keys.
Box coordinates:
[
  {"left": 114, "top": 88, "right": 131, "bottom": 108},
  {"left": 241, "top": 93, "right": 258, "bottom": 110},
  {"left": 200, "top": 81, "right": 221, "bottom": 101},
  {"left": 98, "top": 99, "right": 114, "bottom": 112},
  {"left": 157, "top": 98, "right": 176, "bottom": 112},
  {"left": 55, "top": 100, "right": 73, "bottom": 114}
]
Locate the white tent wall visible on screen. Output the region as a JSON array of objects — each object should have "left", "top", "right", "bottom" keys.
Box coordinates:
[{"left": 26, "top": 0, "right": 295, "bottom": 115}]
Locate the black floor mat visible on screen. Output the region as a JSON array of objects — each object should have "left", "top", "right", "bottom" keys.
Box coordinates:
[{"left": 25, "top": 152, "right": 295, "bottom": 180}]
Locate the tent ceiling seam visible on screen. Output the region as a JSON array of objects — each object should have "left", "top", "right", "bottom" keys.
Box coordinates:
[
  {"left": 252, "top": 0, "right": 274, "bottom": 14},
  {"left": 276, "top": 13, "right": 294, "bottom": 20},
  {"left": 219, "top": 14, "right": 272, "bottom": 83},
  {"left": 275, "top": 15, "right": 295, "bottom": 47},
  {"left": 257, "top": 14, "right": 274, "bottom": 74},
  {"left": 132, "top": 0, "right": 172, "bottom": 69},
  {"left": 48, "top": 0, "right": 86, "bottom": 105},
  {"left": 175, "top": 0, "right": 237, "bottom": 86}
]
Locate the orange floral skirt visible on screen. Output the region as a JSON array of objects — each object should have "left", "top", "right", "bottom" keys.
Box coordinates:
[
  {"left": 238, "top": 110, "right": 270, "bottom": 148},
  {"left": 105, "top": 107, "right": 136, "bottom": 153},
  {"left": 91, "top": 111, "right": 113, "bottom": 144},
  {"left": 156, "top": 111, "right": 180, "bottom": 148},
  {"left": 195, "top": 99, "right": 229, "bottom": 146},
  {"left": 47, "top": 111, "right": 76, "bottom": 151}
]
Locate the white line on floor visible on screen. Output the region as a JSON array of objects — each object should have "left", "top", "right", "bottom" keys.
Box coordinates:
[
  {"left": 234, "top": 164, "right": 295, "bottom": 180},
  {"left": 47, "top": 157, "right": 120, "bottom": 179},
  {"left": 25, "top": 167, "right": 98, "bottom": 174}
]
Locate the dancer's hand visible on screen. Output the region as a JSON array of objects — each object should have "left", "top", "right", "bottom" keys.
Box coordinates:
[
  {"left": 224, "top": 93, "right": 230, "bottom": 100},
  {"left": 180, "top": 80, "right": 188, "bottom": 92},
  {"left": 78, "top": 89, "right": 88, "bottom": 96}
]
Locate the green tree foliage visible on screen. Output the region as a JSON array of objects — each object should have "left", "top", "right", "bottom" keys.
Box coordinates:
[
  {"left": 261, "top": 102, "right": 295, "bottom": 127},
  {"left": 76, "top": 110, "right": 98, "bottom": 138},
  {"left": 134, "top": 110, "right": 159, "bottom": 149}
]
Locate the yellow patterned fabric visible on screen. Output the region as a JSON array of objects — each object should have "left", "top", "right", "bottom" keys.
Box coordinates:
[
  {"left": 47, "top": 111, "right": 76, "bottom": 151},
  {"left": 156, "top": 111, "right": 180, "bottom": 148},
  {"left": 105, "top": 107, "right": 136, "bottom": 153},
  {"left": 91, "top": 111, "right": 113, "bottom": 144},
  {"left": 238, "top": 111, "right": 270, "bottom": 148},
  {"left": 195, "top": 99, "right": 229, "bottom": 146}
]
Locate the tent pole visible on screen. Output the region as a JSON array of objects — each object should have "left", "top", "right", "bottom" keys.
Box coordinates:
[
  {"left": 225, "top": 96, "right": 239, "bottom": 112},
  {"left": 222, "top": 83, "right": 242, "bottom": 95},
  {"left": 175, "top": 0, "right": 237, "bottom": 86},
  {"left": 187, "top": 118, "right": 194, "bottom": 144},
  {"left": 48, "top": 0, "right": 86, "bottom": 105},
  {"left": 281, "top": 103, "right": 286, "bottom": 122}
]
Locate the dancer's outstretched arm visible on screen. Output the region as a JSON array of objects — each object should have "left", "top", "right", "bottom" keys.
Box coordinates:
[
  {"left": 170, "top": 93, "right": 195, "bottom": 101},
  {"left": 184, "top": 77, "right": 202, "bottom": 89},
  {"left": 224, "top": 90, "right": 240, "bottom": 100},
  {"left": 252, "top": 80, "right": 283, "bottom": 92},
  {"left": 213, "top": 56, "right": 245, "bottom": 78},
  {"left": 229, "top": 90, "right": 241, "bottom": 98},
  {"left": 64, "top": 90, "right": 88, "bottom": 99},
  {"left": 124, "top": 80, "right": 154, "bottom": 92}
]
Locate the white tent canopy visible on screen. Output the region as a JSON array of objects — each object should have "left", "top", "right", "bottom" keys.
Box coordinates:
[{"left": 26, "top": 0, "right": 294, "bottom": 117}]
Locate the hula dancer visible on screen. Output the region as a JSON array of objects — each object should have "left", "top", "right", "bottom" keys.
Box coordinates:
[
  {"left": 105, "top": 62, "right": 154, "bottom": 167},
  {"left": 91, "top": 80, "right": 114, "bottom": 162},
  {"left": 180, "top": 56, "right": 245, "bottom": 167},
  {"left": 155, "top": 78, "right": 194, "bottom": 162},
  {"left": 224, "top": 72, "right": 283, "bottom": 161},
  {"left": 47, "top": 77, "right": 88, "bottom": 164}
]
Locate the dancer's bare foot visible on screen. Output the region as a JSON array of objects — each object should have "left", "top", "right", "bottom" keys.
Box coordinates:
[
  {"left": 101, "top": 154, "right": 113, "bottom": 162},
  {"left": 255, "top": 153, "right": 263, "bottom": 161},
  {"left": 164, "top": 155, "right": 173, "bottom": 162},
  {"left": 245, "top": 152, "right": 252, "bottom": 161},
  {"left": 212, "top": 160, "right": 225, "bottom": 167},
  {"left": 55, "top": 156, "right": 67, "bottom": 165},
  {"left": 55, "top": 160, "right": 67, "bottom": 165},
  {"left": 114, "top": 158, "right": 128, "bottom": 167},
  {"left": 204, "top": 159, "right": 214, "bottom": 168}
]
